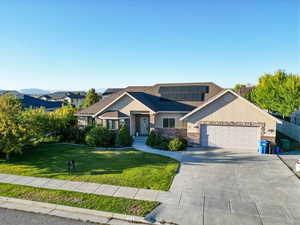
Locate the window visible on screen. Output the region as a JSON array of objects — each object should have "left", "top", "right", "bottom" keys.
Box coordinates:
[
  {"left": 163, "top": 118, "right": 175, "bottom": 128},
  {"left": 107, "top": 120, "right": 117, "bottom": 130}
]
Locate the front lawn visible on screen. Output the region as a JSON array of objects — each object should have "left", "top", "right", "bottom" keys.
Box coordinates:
[
  {"left": 0, "top": 182, "right": 159, "bottom": 216},
  {"left": 0, "top": 144, "right": 179, "bottom": 191}
]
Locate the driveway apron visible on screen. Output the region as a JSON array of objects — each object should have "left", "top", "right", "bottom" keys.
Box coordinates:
[{"left": 146, "top": 147, "right": 300, "bottom": 225}]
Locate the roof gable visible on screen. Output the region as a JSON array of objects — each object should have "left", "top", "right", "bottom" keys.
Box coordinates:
[{"left": 180, "top": 89, "right": 281, "bottom": 123}]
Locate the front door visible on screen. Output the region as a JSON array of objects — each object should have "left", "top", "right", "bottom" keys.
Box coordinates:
[{"left": 140, "top": 117, "right": 149, "bottom": 135}]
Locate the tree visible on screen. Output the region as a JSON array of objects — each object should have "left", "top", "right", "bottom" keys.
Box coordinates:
[
  {"left": 49, "top": 105, "right": 77, "bottom": 135},
  {"left": 116, "top": 124, "right": 133, "bottom": 147},
  {"left": 233, "top": 84, "right": 242, "bottom": 93},
  {"left": 22, "top": 107, "right": 51, "bottom": 139},
  {"left": 82, "top": 89, "right": 100, "bottom": 108},
  {"left": 252, "top": 70, "right": 300, "bottom": 117},
  {"left": 0, "top": 95, "right": 29, "bottom": 160}
]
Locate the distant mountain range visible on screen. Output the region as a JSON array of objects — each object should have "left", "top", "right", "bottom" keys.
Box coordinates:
[
  {"left": 19, "top": 89, "right": 52, "bottom": 95},
  {"left": 17, "top": 88, "right": 106, "bottom": 95}
]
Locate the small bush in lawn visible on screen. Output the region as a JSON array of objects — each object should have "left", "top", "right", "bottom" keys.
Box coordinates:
[
  {"left": 61, "top": 127, "right": 86, "bottom": 144},
  {"left": 85, "top": 126, "right": 115, "bottom": 147},
  {"left": 155, "top": 135, "right": 164, "bottom": 146},
  {"left": 116, "top": 125, "right": 133, "bottom": 147},
  {"left": 179, "top": 137, "right": 188, "bottom": 147},
  {"left": 155, "top": 141, "right": 169, "bottom": 150},
  {"left": 146, "top": 130, "right": 156, "bottom": 146},
  {"left": 168, "top": 138, "right": 186, "bottom": 151}
]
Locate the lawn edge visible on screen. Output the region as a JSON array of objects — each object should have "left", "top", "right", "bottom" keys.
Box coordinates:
[{"left": 0, "top": 196, "right": 161, "bottom": 225}]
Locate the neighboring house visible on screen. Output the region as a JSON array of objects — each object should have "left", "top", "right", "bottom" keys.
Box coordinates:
[
  {"left": 291, "top": 110, "right": 300, "bottom": 125},
  {"left": 40, "top": 91, "right": 86, "bottom": 108},
  {"left": 236, "top": 84, "right": 256, "bottom": 97},
  {"left": 102, "top": 88, "right": 124, "bottom": 99},
  {"left": 75, "top": 82, "right": 280, "bottom": 150},
  {"left": 0, "top": 91, "right": 62, "bottom": 111}
]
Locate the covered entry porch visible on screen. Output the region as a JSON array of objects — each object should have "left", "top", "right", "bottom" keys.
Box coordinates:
[{"left": 130, "top": 111, "right": 153, "bottom": 136}]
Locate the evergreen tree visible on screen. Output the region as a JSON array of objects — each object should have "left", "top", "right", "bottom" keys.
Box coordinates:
[{"left": 82, "top": 88, "right": 100, "bottom": 108}]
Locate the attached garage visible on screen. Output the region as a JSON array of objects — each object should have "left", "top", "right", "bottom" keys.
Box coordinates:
[
  {"left": 200, "top": 125, "right": 260, "bottom": 149},
  {"left": 180, "top": 89, "right": 281, "bottom": 148}
]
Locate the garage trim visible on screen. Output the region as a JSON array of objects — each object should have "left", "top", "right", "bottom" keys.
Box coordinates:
[{"left": 196, "top": 121, "right": 265, "bottom": 136}]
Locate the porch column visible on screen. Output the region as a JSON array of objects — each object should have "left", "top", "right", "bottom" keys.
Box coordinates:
[
  {"left": 130, "top": 113, "right": 135, "bottom": 136},
  {"left": 149, "top": 113, "right": 156, "bottom": 132}
]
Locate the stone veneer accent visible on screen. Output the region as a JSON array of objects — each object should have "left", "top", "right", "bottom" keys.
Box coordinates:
[{"left": 155, "top": 128, "right": 187, "bottom": 140}]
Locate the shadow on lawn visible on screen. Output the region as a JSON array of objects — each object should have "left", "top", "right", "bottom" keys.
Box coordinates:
[{"left": 0, "top": 144, "right": 176, "bottom": 178}]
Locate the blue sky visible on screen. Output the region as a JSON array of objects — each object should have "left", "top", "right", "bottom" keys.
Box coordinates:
[{"left": 0, "top": 0, "right": 299, "bottom": 90}]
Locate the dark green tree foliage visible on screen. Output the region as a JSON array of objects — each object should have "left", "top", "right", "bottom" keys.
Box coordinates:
[
  {"left": 82, "top": 89, "right": 100, "bottom": 108},
  {"left": 85, "top": 126, "right": 115, "bottom": 147},
  {"left": 146, "top": 130, "right": 156, "bottom": 146},
  {"left": 252, "top": 70, "right": 300, "bottom": 117},
  {"left": 116, "top": 125, "right": 133, "bottom": 147}
]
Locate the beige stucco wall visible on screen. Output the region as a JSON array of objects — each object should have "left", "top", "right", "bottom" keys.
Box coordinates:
[
  {"left": 104, "top": 95, "right": 151, "bottom": 115},
  {"left": 185, "top": 92, "right": 277, "bottom": 137},
  {"left": 155, "top": 113, "right": 187, "bottom": 129}
]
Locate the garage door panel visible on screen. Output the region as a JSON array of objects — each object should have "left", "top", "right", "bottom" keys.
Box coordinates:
[{"left": 200, "top": 125, "right": 259, "bottom": 149}]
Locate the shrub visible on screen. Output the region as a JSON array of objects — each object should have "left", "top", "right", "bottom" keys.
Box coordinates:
[
  {"left": 85, "top": 126, "right": 115, "bottom": 147},
  {"left": 155, "top": 141, "right": 169, "bottom": 150},
  {"left": 146, "top": 130, "right": 156, "bottom": 147},
  {"left": 154, "top": 135, "right": 164, "bottom": 146},
  {"left": 179, "top": 137, "right": 188, "bottom": 147},
  {"left": 116, "top": 125, "right": 133, "bottom": 147},
  {"left": 168, "top": 138, "right": 186, "bottom": 151}
]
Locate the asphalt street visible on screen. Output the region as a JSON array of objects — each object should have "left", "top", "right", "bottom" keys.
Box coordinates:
[{"left": 0, "top": 208, "right": 99, "bottom": 225}]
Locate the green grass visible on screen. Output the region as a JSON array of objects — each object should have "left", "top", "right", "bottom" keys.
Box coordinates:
[
  {"left": 0, "top": 144, "right": 179, "bottom": 191},
  {"left": 0, "top": 182, "right": 159, "bottom": 216}
]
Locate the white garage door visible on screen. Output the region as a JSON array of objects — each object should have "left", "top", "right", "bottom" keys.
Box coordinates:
[{"left": 200, "top": 125, "right": 259, "bottom": 149}]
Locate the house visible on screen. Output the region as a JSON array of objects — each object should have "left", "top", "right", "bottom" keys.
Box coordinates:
[
  {"left": 75, "top": 82, "right": 280, "bottom": 150},
  {"left": 0, "top": 91, "right": 62, "bottom": 111},
  {"left": 102, "top": 88, "right": 124, "bottom": 99},
  {"left": 40, "top": 91, "right": 86, "bottom": 108},
  {"left": 291, "top": 110, "right": 300, "bottom": 125}
]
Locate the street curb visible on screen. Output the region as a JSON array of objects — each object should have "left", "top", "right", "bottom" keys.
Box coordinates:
[{"left": 0, "top": 196, "right": 162, "bottom": 225}]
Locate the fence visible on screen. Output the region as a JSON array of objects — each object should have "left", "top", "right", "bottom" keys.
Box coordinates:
[{"left": 277, "top": 120, "right": 300, "bottom": 142}]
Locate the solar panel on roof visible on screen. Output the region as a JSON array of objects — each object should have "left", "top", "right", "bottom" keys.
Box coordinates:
[{"left": 159, "top": 86, "right": 209, "bottom": 101}]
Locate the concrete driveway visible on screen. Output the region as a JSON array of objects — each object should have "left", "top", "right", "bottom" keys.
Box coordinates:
[{"left": 147, "top": 148, "right": 300, "bottom": 225}]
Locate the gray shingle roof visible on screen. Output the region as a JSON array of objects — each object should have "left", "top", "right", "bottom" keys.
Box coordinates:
[
  {"left": 76, "top": 82, "right": 223, "bottom": 116},
  {"left": 128, "top": 92, "right": 196, "bottom": 112},
  {"left": 44, "top": 92, "right": 85, "bottom": 99},
  {"left": 99, "top": 111, "right": 129, "bottom": 118},
  {"left": 102, "top": 88, "right": 124, "bottom": 96},
  {"left": 0, "top": 91, "right": 62, "bottom": 109}
]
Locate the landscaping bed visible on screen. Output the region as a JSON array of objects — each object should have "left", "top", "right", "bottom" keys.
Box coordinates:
[
  {"left": 0, "top": 182, "right": 159, "bottom": 216},
  {"left": 0, "top": 144, "right": 179, "bottom": 191}
]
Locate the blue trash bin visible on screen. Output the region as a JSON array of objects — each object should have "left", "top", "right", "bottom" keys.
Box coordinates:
[
  {"left": 259, "top": 140, "right": 270, "bottom": 154},
  {"left": 275, "top": 146, "right": 280, "bottom": 154}
]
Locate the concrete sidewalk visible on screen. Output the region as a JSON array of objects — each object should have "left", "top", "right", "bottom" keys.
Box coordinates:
[{"left": 133, "top": 138, "right": 184, "bottom": 162}]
